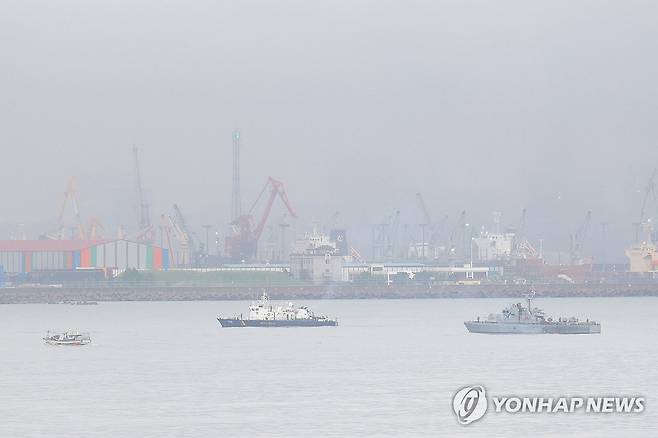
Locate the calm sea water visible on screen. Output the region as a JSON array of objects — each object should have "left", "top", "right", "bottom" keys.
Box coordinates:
[{"left": 1, "top": 297, "right": 657, "bottom": 437}]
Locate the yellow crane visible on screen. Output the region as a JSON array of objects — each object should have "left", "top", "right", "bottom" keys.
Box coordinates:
[
  {"left": 42, "top": 178, "right": 86, "bottom": 239},
  {"left": 42, "top": 178, "right": 105, "bottom": 240}
]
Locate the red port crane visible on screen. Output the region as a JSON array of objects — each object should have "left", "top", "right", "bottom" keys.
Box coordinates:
[{"left": 225, "top": 177, "right": 296, "bottom": 261}]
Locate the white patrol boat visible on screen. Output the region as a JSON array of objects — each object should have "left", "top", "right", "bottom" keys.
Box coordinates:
[{"left": 217, "top": 293, "right": 338, "bottom": 327}]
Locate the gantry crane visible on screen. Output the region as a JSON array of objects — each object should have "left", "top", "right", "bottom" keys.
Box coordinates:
[
  {"left": 416, "top": 192, "right": 432, "bottom": 231},
  {"left": 638, "top": 169, "right": 658, "bottom": 243},
  {"left": 373, "top": 210, "right": 401, "bottom": 260},
  {"left": 512, "top": 208, "right": 538, "bottom": 259},
  {"left": 448, "top": 210, "right": 466, "bottom": 260},
  {"left": 416, "top": 192, "right": 448, "bottom": 259},
  {"left": 42, "top": 178, "right": 87, "bottom": 240},
  {"left": 161, "top": 214, "right": 191, "bottom": 267},
  {"left": 167, "top": 203, "right": 197, "bottom": 266},
  {"left": 570, "top": 210, "right": 592, "bottom": 264},
  {"left": 640, "top": 169, "right": 658, "bottom": 223},
  {"left": 173, "top": 204, "right": 195, "bottom": 254},
  {"left": 132, "top": 147, "right": 154, "bottom": 243},
  {"left": 41, "top": 178, "right": 107, "bottom": 240},
  {"left": 225, "top": 177, "right": 296, "bottom": 261},
  {"left": 87, "top": 217, "right": 105, "bottom": 240},
  {"left": 415, "top": 192, "right": 432, "bottom": 259}
]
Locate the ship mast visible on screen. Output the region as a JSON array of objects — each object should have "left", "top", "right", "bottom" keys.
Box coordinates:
[{"left": 525, "top": 289, "right": 536, "bottom": 316}]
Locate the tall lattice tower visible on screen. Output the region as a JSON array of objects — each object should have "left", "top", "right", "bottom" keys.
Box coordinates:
[{"left": 231, "top": 130, "right": 241, "bottom": 221}]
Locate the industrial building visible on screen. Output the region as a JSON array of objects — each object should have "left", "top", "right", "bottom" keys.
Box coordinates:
[
  {"left": 0, "top": 239, "right": 169, "bottom": 274},
  {"left": 472, "top": 232, "right": 515, "bottom": 261},
  {"left": 290, "top": 228, "right": 345, "bottom": 283},
  {"left": 287, "top": 227, "right": 358, "bottom": 284},
  {"left": 290, "top": 253, "right": 344, "bottom": 283},
  {"left": 342, "top": 262, "right": 490, "bottom": 284}
]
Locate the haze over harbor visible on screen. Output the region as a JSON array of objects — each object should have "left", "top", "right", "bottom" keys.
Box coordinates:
[
  {"left": 2, "top": 1, "right": 658, "bottom": 264},
  {"left": 3, "top": 2, "right": 658, "bottom": 437}
]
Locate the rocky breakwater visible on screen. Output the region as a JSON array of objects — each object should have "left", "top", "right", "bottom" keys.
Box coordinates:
[{"left": 1, "top": 282, "right": 658, "bottom": 304}]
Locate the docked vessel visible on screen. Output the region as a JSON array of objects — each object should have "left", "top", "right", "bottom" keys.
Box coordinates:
[
  {"left": 217, "top": 293, "right": 338, "bottom": 327},
  {"left": 43, "top": 331, "right": 92, "bottom": 345},
  {"left": 464, "top": 293, "right": 601, "bottom": 334},
  {"left": 68, "top": 300, "right": 98, "bottom": 305}
]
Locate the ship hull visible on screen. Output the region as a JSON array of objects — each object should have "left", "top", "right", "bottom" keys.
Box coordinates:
[
  {"left": 465, "top": 321, "right": 545, "bottom": 334},
  {"left": 217, "top": 318, "right": 338, "bottom": 328},
  {"left": 544, "top": 324, "right": 601, "bottom": 334},
  {"left": 43, "top": 339, "right": 91, "bottom": 345},
  {"left": 465, "top": 321, "right": 601, "bottom": 334}
]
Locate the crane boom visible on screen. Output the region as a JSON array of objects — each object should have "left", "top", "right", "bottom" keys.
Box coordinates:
[
  {"left": 640, "top": 169, "right": 658, "bottom": 222},
  {"left": 133, "top": 147, "right": 153, "bottom": 242},
  {"left": 416, "top": 192, "right": 432, "bottom": 226},
  {"left": 448, "top": 210, "right": 466, "bottom": 258},
  {"left": 252, "top": 178, "right": 296, "bottom": 241},
  {"left": 570, "top": 210, "right": 592, "bottom": 263},
  {"left": 44, "top": 177, "right": 87, "bottom": 239},
  {"left": 225, "top": 177, "right": 296, "bottom": 261},
  {"left": 173, "top": 204, "right": 195, "bottom": 251}
]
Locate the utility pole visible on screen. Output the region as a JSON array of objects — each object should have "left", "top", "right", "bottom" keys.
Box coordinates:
[
  {"left": 231, "top": 131, "right": 241, "bottom": 222},
  {"left": 419, "top": 224, "right": 426, "bottom": 261},
  {"left": 416, "top": 192, "right": 432, "bottom": 260},
  {"left": 600, "top": 222, "right": 608, "bottom": 267},
  {"left": 469, "top": 226, "right": 474, "bottom": 265},
  {"left": 463, "top": 223, "right": 470, "bottom": 262}
]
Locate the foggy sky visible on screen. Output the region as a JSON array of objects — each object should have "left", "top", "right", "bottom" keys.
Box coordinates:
[{"left": 2, "top": 1, "right": 658, "bottom": 261}]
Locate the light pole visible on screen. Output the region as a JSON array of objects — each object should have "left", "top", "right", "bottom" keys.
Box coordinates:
[
  {"left": 420, "top": 224, "right": 426, "bottom": 261},
  {"left": 464, "top": 223, "right": 470, "bottom": 262},
  {"left": 600, "top": 222, "right": 608, "bottom": 269}
]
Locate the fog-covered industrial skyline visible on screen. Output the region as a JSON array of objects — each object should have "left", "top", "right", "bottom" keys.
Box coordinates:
[{"left": 2, "top": 1, "right": 658, "bottom": 262}]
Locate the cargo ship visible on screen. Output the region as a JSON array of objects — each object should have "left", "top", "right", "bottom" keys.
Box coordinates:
[
  {"left": 464, "top": 293, "right": 601, "bottom": 334},
  {"left": 217, "top": 293, "right": 338, "bottom": 327}
]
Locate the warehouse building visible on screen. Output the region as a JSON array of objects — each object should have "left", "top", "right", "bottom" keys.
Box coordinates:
[{"left": 0, "top": 239, "right": 169, "bottom": 274}]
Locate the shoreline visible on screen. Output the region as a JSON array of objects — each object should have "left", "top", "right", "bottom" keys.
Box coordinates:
[{"left": 2, "top": 283, "right": 658, "bottom": 304}]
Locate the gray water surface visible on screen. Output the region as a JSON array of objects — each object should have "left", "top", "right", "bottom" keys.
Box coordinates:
[{"left": 1, "top": 297, "right": 656, "bottom": 437}]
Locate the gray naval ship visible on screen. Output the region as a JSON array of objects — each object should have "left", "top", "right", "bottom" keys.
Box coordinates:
[
  {"left": 217, "top": 293, "right": 338, "bottom": 327},
  {"left": 465, "top": 293, "right": 601, "bottom": 334}
]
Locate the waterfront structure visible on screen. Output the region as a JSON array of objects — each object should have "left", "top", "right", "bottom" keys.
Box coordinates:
[
  {"left": 342, "top": 261, "right": 489, "bottom": 283},
  {"left": 290, "top": 228, "right": 345, "bottom": 283},
  {"left": 0, "top": 239, "right": 169, "bottom": 274},
  {"left": 472, "top": 231, "right": 515, "bottom": 261}
]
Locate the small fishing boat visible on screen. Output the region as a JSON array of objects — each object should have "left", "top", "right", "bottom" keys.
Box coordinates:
[{"left": 43, "top": 331, "right": 92, "bottom": 345}]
